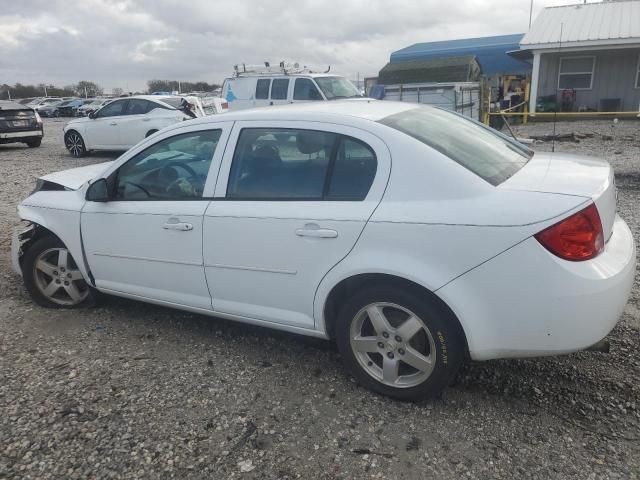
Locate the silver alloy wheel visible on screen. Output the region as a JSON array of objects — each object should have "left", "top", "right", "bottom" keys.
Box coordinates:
[
  {"left": 350, "top": 302, "right": 437, "bottom": 388},
  {"left": 65, "top": 132, "right": 84, "bottom": 156},
  {"left": 33, "top": 248, "right": 89, "bottom": 306}
]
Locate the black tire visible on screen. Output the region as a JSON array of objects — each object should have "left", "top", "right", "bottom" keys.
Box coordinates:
[
  {"left": 145, "top": 129, "right": 159, "bottom": 138},
  {"left": 22, "top": 235, "right": 96, "bottom": 309},
  {"left": 335, "top": 284, "right": 465, "bottom": 401},
  {"left": 64, "top": 130, "right": 87, "bottom": 157},
  {"left": 25, "top": 138, "right": 42, "bottom": 148}
]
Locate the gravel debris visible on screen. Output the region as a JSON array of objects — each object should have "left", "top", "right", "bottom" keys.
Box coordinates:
[{"left": 0, "top": 118, "right": 639, "bottom": 479}]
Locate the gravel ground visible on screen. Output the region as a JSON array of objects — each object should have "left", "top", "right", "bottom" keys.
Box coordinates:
[{"left": 0, "top": 118, "right": 639, "bottom": 479}]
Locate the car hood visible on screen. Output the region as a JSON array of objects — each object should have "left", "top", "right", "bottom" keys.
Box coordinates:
[{"left": 39, "top": 161, "right": 115, "bottom": 190}]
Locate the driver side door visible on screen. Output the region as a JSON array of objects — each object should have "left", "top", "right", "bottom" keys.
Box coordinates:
[
  {"left": 84, "top": 99, "right": 129, "bottom": 149},
  {"left": 81, "top": 122, "right": 233, "bottom": 309}
]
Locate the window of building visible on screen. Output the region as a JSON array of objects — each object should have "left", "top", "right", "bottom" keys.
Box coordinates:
[{"left": 558, "top": 56, "right": 595, "bottom": 90}]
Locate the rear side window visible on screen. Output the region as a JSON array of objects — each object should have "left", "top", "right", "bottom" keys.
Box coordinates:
[
  {"left": 293, "top": 78, "right": 323, "bottom": 100},
  {"left": 271, "top": 79, "right": 289, "bottom": 100},
  {"left": 255, "top": 79, "right": 270, "bottom": 100},
  {"left": 227, "top": 128, "right": 377, "bottom": 200},
  {"left": 379, "top": 107, "right": 532, "bottom": 185},
  {"left": 328, "top": 138, "right": 377, "bottom": 200},
  {"left": 125, "top": 99, "right": 153, "bottom": 115}
]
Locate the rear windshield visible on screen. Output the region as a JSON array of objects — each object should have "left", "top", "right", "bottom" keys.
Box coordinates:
[{"left": 379, "top": 107, "right": 532, "bottom": 185}]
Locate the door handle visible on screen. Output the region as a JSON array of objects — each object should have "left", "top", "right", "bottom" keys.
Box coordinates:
[
  {"left": 295, "top": 224, "right": 338, "bottom": 238},
  {"left": 163, "top": 222, "right": 193, "bottom": 231},
  {"left": 142, "top": 118, "right": 151, "bottom": 122},
  {"left": 109, "top": 122, "right": 117, "bottom": 126}
]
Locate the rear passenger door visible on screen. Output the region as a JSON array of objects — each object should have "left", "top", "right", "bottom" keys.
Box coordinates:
[{"left": 203, "top": 121, "right": 391, "bottom": 329}]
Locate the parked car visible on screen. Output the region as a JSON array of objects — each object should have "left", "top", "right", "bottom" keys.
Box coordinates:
[
  {"left": 37, "top": 100, "right": 66, "bottom": 118},
  {"left": 77, "top": 98, "right": 112, "bottom": 116},
  {"left": 222, "top": 66, "right": 362, "bottom": 111},
  {"left": 12, "top": 101, "right": 635, "bottom": 400},
  {"left": 56, "top": 99, "right": 89, "bottom": 117},
  {"left": 62, "top": 95, "right": 206, "bottom": 157},
  {"left": 0, "top": 100, "right": 43, "bottom": 147},
  {"left": 28, "top": 97, "right": 61, "bottom": 109}
]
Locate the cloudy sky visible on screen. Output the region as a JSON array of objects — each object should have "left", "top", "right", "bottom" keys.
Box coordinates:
[{"left": 1, "top": 0, "right": 571, "bottom": 92}]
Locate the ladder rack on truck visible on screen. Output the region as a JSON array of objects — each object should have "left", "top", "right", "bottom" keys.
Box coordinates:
[{"left": 233, "top": 62, "right": 331, "bottom": 77}]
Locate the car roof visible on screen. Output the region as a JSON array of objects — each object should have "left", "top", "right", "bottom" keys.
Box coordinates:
[
  {"left": 0, "top": 100, "right": 33, "bottom": 110},
  {"left": 186, "top": 99, "right": 419, "bottom": 125}
]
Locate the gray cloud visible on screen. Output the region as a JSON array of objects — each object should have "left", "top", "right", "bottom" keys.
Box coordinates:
[{"left": 1, "top": 0, "right": 569, "bottom": 92}]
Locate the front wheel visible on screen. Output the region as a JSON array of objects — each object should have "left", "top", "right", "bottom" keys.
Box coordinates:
[
  {"left": 64, "top": 130, "right": 87, "bottom": 157},
  {"left": 21, "top": 236, "right": 96, "bottom": 309},
  {"left": 336, "top": 285, "right": 465, "bottom": 400}
]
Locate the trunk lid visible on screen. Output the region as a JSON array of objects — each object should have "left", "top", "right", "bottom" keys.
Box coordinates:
[{"left": 501, "top": 152, "right": 616, "bottom": 240}]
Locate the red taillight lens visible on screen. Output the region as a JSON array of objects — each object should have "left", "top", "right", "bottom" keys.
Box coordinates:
[
  {"left": 535, "top": 203, "right": 604, "bottom": 261},
  {"left": 221, "top": 102, "right": 229, "bottom": 110}
]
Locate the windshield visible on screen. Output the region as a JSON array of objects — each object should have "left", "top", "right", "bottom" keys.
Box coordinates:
[
  {"left": 379, "top": 107, "right": 533, "bottom": 186},
  {"left": 314, "top": 77, "right": 361, "bottom": 100}
]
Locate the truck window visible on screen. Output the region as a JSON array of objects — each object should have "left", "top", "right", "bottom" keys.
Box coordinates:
[
  {"left": 256, "top": 79, "right": 270, "bottom": 100},
  {"left": 293, "top": 79, "right": 323, "bottom": 101},
  {"left": 271, "top": 79, "right": 289, "bottom": 100}
]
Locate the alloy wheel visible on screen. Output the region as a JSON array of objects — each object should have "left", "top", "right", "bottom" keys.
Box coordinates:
[
  {"left": 350, "top": 302, "right": 436, "bottom": 388},
  {"left": 32, "top": 248, "right": 89, "bottom": 306},
  {"left": 65, "top": 132, "right": 84, "bottom": 157}
]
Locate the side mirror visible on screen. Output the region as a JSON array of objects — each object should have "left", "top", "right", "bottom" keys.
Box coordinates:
[
  {"left": 86, "top": 178, "right": 109, "bottom": 202},
  {"left": 88, "top": 111, "right": 96, "bottom": 119}
]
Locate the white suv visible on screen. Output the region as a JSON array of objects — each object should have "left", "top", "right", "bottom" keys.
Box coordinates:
[{"left": 222, "top": 71, "right": 362, "bottom": 111}]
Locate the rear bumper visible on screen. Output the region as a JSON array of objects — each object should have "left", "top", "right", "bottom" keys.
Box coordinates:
[
  {"left": 438, "top": 214, "right": 636, "bottom": 360},
  {"left": 0, "top": 130, "right": 43, "bottom": 140}
]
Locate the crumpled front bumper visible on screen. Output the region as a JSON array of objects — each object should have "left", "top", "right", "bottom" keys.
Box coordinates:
[{"left": 10, "top": 222, "right": 35, "bottom": 276}]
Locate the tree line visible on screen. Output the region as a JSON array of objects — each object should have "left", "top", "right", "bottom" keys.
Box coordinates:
[{"left": 1, "top": 79, "right": 222, "bottom": 100}]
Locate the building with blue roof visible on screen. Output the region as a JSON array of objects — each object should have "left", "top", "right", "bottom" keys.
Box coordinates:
[{"left": 389, "top": 34, "right": 530, "bottom": 76}]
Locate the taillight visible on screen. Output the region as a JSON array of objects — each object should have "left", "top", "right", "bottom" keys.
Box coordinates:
[
  {"left": 221, "top": 102, "right": 229, "bottom": 110},
  {"left": 535, "top": 203, "right": 604, "bottom": 261}
]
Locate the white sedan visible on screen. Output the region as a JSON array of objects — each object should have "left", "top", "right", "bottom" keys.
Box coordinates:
[
  {"left": 12, "top": 100, "right": 635, "bottom": 400},
  {"left": 62, "top": 95, "right": 205, "bottom": 157}
]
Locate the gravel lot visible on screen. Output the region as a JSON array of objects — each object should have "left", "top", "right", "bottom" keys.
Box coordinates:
[{"left": 1, "top": 118, "right": 639, "bottom": 479}]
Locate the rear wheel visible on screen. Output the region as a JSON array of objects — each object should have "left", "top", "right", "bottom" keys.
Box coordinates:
[
  {"left": 22, "top": 236, "right": 95, "bottom": 309},
  {"left": 65, "top": 130, "right": 87, "bottom": 157},
  {"left": 336, "top": 285, "right": 465, "bottom": 400},
  {"left": 25, "top": 138, "right": 41, "bottom": 148}
]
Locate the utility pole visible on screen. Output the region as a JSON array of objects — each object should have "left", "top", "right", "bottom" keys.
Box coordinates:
[
  {"left": 529, "top": 0, "right": 534, "bottom": 28},
  {"left": 44, "top": 85, "right": 48, "bottom": 97}
]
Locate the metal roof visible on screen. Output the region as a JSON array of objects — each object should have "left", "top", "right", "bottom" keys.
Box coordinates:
[
  {"left": 390, "top": 34, "right": 530, "bottom": 75},
  {"left": 521, "top": 1, "right": 640, "bottom": 49}
]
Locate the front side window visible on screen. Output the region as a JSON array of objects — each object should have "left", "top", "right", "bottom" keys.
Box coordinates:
[
  {"left": 558, "top": 56, "right": 594, "bottom": 90},
  {"left": 379, "top": 107, "right": 532, "bottom": 186},
  {"left": 96, "top": 100, "right": 127, "bottom": 118},
  {"left": 314, "top": 76, "right": 361, "bottom": 99},
  {"left": 293, "top": 78, "right": 323, "bottom": 100},
  {"left": 255, "top": 79, "right": 270, "bottom": 100},
  {"left": 271, "top": 79, "right": 289, "bottom": 100},
  {"left": 115, "top": 129, "right": 221, "bottom": 200},
  {"left": 227, "top": 128, "right": 377, "bottom": 200}
]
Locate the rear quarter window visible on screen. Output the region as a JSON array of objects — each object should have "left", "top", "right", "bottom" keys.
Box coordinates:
[{"left": 379, "top": 107, "right": 532, "bottom": 186}]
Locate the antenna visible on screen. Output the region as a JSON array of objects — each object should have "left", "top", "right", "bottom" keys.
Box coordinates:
[{"left": 552, "top": 22, "right": 563, "bottom": 153}]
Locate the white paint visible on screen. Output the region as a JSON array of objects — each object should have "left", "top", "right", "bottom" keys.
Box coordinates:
[
  {"left": 14, "top": 101, "right": 636, "bottom": 361},
  {"left": 529, "top": 51, "right": 540, "bottom": 113}
]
